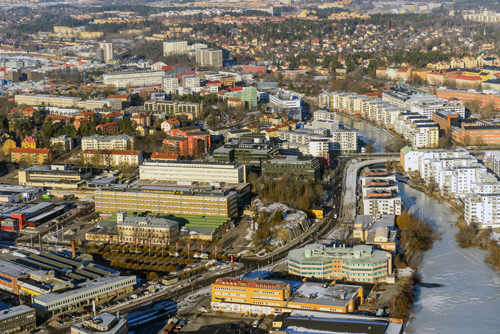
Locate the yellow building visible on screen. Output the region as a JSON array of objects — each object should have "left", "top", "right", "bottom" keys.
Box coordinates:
[
  {"left": 311, "top": 206, "right": 324, "bottom": 219},
  {"left": 11, "top": 148, "right": 52, "bottom": 165},
  {"left": 94, "top": 185, "right": 238, "bottom": 218},
  {"left": 211, "top": 278, "right": 363, "bottom": 315},
  {"left": 21, "top": 136, "right": 37, "bottom": 149},
  {"left": 0, "top": 134, "right": 16, "bottom": 155}
]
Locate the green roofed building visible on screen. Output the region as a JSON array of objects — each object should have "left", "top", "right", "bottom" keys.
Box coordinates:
[{"left": 287, "top": 244, "right": 392, "bottom": 283}]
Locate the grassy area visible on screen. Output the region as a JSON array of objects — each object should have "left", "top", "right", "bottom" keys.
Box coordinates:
[{"left": 100, "top": 212, "right": 229, "bottom": 229}]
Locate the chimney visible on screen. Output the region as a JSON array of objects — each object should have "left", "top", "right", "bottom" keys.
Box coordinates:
[
  {"left": 71, "top": 240, "right": 76, "bottom": 258},
  {"left": 387, "top": 252, "right": 393, "bottom": 275}
]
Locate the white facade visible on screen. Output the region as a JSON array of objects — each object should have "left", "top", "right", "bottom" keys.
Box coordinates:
[
  {"left": 103, "top": 71, "right": 166, "bottom": 88},
  {"left": 438, "top": 165, "right": 487, "bottom": 197},
  {"left": 465, "top": 194, "right": 500, "bottom": 228},
  {"left": 317, "top": 94, "right": 331, "bottom": 109},
  {"left": 314, "top": 109, "right": 336, "bottom": 121},
  {"left": 406, "top": 96, "right": 465, "bottom": 119},
  {"left": 182, "top": 74, "right": 200, "bottom": 88},
  {"left": 162, "top": 76, "right": 179, "bottom": 94},
  {"left": 363, "top": 196, "right": 402, "bottom": 216},
  {"left": 195, "top": 48, "right": 223, "bottom": 68},
  {"left": 310, "top": 119, "right": 340, "bottom": 135},
  {"left": 81, "top": 134, "right": 134, "bottom": 151},
  {"left": 139, "top": 161, "right": 244, "bottom": 183},
  {"left": 163, "top": 40, "right": 188, "bottom": 56}
]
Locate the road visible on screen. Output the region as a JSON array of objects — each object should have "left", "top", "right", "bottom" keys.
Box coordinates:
[{"left": 342, "top": 159, "right": 395, "bottom": 222}]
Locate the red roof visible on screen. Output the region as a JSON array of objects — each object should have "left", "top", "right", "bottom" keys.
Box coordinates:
[
  {"left": 108, "top": 94, "right": 128, "bottom": 99},
  {"left": 151, "top": 153, "right": 180, "bottom": 160},
  {"left": 22, "top": 136, "right": 37, "bottom": 143},
  {"left": 228, "top": 98, "right": 242, "bottom": 102},
  {"left": 456, "top": 75, "right": 482, "bottom": 81},
  {"left": 76, "top": 111, "right": 95, "bottom": 117},
  {"left": 104, "top": 112, "right": 123, "bottom": 118},
  {"left": 83, "top": 149, "right": 141, "bottom": 156},
  {"left": 12, "top": 148, "right": 50, "bottom": 154},
  {"left": 397, "top": 68, "right": 408, "bottom": 73},
  {"left": 96, "top": 121, "right": 117, "bottom": 129},
  {"left": 364, "top": 92, "right": 383, "bottom": 97},
  {"left": 165, "top": 118, "right": 180, "bottom": 124}
]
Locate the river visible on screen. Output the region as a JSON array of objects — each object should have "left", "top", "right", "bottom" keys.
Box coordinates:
[
  {"left": 345, "top": 117, "right": 500, "bottom": 333},
  {"left": 336, "top": 113, "right": 394, "bottom": 152},
  {"left": 399, "top": 183, "right": 500, "bottom": 333}
]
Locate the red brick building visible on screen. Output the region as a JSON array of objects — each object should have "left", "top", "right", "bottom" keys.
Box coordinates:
[
  {"left": 164, "top": 126, "right": 211, "bottom": 157},
  {"left": 431, "top": 111, "right": 459, "bottom": 131},
  {"left": 0, "top": 260, "right": 30, "bottom": 294},
  {"left": 22, "top": 107, "right": 37, "bottom": 117},
  {"left": 450, "top": 125, "right": 500, "bottom": 145},
  {"left": 96, "top": 121, "right": 118, "bottom": 135}
]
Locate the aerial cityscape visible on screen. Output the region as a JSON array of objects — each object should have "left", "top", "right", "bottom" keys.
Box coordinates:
[{"left": 0, "top": 0, "right": 498, "bottom": 333}]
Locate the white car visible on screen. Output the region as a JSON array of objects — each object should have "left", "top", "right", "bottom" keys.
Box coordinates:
[{"left": 334, "top": 214, "right": 338, "bottom": 219}]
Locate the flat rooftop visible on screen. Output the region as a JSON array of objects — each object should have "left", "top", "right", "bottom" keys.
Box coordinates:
[
  {"left": 0, "top": 260, "right": 33, "bottom": 278},
  {"left": 0, "top": 305, "right": 34, "bottom": 320},
  {"left": 289, "top": 282, "right": 361, "bottom": 308}
]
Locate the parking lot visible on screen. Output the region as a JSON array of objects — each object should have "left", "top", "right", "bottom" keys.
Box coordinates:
[{"left": 179, "top": 313, "right": 270, "bottom": 334}]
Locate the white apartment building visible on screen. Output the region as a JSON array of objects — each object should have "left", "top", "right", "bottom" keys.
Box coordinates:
[
  {"left": 438, "top": 164, "right": 487, "bottom": 197},
  {"left": 317, "top": 93, "right": 331, "bottom": 109},
  {"left": 308, "top": 140, "right": 330, "bottom": 158},
  {"left": 406, "top": 96, "right": 465, "bottom": 119},
  {"left": 139, "top": 161, "right": 245, "bottom": 183},
  {"left": 471, "top": 181, "right": 500, "bottom": 194},
  {"left": 407, "top": 123, "right": 439, "bottom": 148},
  {"left": 400, "top": 146, "right": 470, "bottom": 173},
  {"left": 81, "top": 134, "right": 135, "bottom": 151},
  {"left": 363, "top": 195, "right": 402, "bottom": 216},
  {"left": 308, "top": 119, "right": 340, "bottom": 135},
  {"left": 278, "top": 129, "right": 357, "bottom": 154},
  {"left": 465, "top": 194, "right": 500, "bottom": 228},
  {"left": 83, "top": 150, "right": 143, "bottom": 167},
  {"left": 103, "top": 71, "right": 166, "bottom": 88},
  {"left": 490, "top": 151, "right": 500, "bottom": 178},
  {"left": 421, "top": 156, "right": 478, "bottom": 182},
  {"left": 314, "top": 109, "right": 337, "bottom": 121},
  {"left": 162, "top": 76, "right": 179, "bottom": 94},
  {"left": 268, "top": 92, "right": 302, "bottom": 120},
  {"left": 163, "top": 40, "right": 188, "bottom": 56},
  {"left": 182, "top": 74, "right": 200, "bottom": 88},
  {"left": 195, "top": 48, "right": 223, "bottom": 68}
]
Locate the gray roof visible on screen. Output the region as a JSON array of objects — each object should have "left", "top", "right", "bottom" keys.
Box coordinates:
[
  {"left": 0, "top": 260, "right": 33, "bottom": 278},
  {"left": 288, "top": 244, "right": 388, "bottom": 265},
  {"left": 83, "top": 134, "right": 133, "bottom": 142},
  {"left": 0, "top": 305, "right": 35, "bottom": 321}
]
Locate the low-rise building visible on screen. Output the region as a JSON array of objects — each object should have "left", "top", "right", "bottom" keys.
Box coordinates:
[
  {"left": 116, "top": 213, "right": 178, "bottom": 246},
  {"left": 50, "top": 135, "right": 73, "bottom": 152},
  {"left": 144, "top": 100, "right": 203, "bottom": 119},
  {"left": 211, "top": 277, "right": 363, "bottom": 315},
  {"left": 139, "top": 161, "right": 245, "bottom": 183},
  {"left": 0, "top": 260, "right": 33, "bottom": 293},
  {"left": 0, "top": 305, "right": 36, "bottom": 333},
  {"left": 82, "top": 135, "right": 134, "bottom": 151},
  {"left": 32, "top": 274, "right": 136, "bottom": 319},
  {"left": 71, "top": 313, "right": 128, "bottom": 334},
  {"left": 18, "top": 164, "right": 92, "bottom": 189},
  {"left": 353, "top": 215, "right": 397, "bottom": 251},
  {"left": 288, "top": 244, "right": 392, "bottom": 283},
  {"left": 96, "top": 121, "right": 119, "bottom": 135},
  {"left": 83, "top": 150, "right": 143, "bottom": 167},
  {"left": 21, "top": 136, "right": 37, "bottom": 149},
  {"left": 261, "top": 154, "right": 321, "bottom": 181},
  {"left": 11, "top": 148, "right": 53, "bottom": 164}
]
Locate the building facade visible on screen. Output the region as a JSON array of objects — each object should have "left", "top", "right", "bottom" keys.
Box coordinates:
[
  {"left": 11, "top": 148, "right": 52, "bottom": 164},
  {"left": 94, "top": 185, "right": 238, "bottom": 217},
  {"left": 288, "top": 244, "right": 392, "bottom": 283},
  {"left": 81, "top": 135, "right": 135, "bottom": 151},
  {"left": 83, "top": 150, "right": 143, "bottom": 167},
  {"left": 139, "top": 161, "right": 245, "bottom": 183}
]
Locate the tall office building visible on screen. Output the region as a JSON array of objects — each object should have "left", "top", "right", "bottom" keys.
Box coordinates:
[
  {"left": 98, "top": 42, "right": 113, "bottom": 63},
  {"left": 96, "top": 48, "right": 104, "bottom": 63},
  {"left": 163, "top": 40, "right": 188, "bottom": 56},
  {"left": 196, "top": 49, "right": 223, "bottom": 69}
]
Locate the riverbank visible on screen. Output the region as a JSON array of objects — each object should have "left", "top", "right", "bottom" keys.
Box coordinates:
[{"left": 399, "top": 183, "right": 500, "bottom": 334}]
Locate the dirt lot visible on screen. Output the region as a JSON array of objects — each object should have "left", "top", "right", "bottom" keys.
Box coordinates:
[
  {"left": 359, "top": 283, "right": 403, "bottom": 312},
  {"left": 180, "top": 312, "right": 269, "bottom": 334}
]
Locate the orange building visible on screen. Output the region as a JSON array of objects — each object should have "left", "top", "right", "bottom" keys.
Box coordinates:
[
  {"left": 450, "top": 125, "right": 500, "bottom": 145},
  {"left": 11, "top": 148, "right": 52, "bottom": 164},
  {"left": 425, "top": 88, "right": 500, "bottom": 111}
]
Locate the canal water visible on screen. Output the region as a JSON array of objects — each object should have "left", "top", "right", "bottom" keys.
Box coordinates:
[
  {"left": 340, "top": 115, "right": 500, "bottom": 332},
  {"left": 399, "top": 183, "right": 500, "bottom": 334},
  {"left": 336, "top": 113, "right": 393, "bottom": 152}
]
